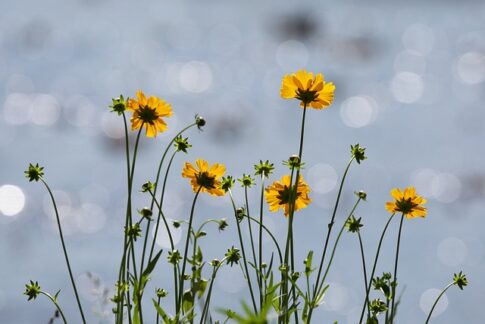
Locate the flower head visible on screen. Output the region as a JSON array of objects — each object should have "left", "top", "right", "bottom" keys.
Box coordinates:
[
  {"left": 174, "top": 136, "right": 191, "bottom": 153},
  {"left": 25, "top": 163, "right": 44, "bottom": 182},
  {"left": 126, "top": 90, "right": 173, "bottom": 137},
  {"left": 254, "top": 160, "right": 274, "bottom": 178},
  {"left": 265, "top": 175, "right": 311, "bottom": 217},
  {"left": 156, "top": 288, "right": 168, "bottom": 298},
  {"left": 24, "top": 280, "right": 41, "bottom": 301},
  {"left": 351, "top": 144, "right": 367, "bottom": 164},
  {"left": 225, "top": 246, "right": 241, "bottom": 266},
  {"left": 345, "top": 215, "right": 363, "bottom": 233},
  {"left": 221, "top": 176, "right": 235, "bottom": 193},
  {"left": 453, "top": 271, "right": 468, "bottom": 290},
  {"left": 109, "top": 95, "right": 126, "bottom": 115},
  {"left": 238, "top": 174, "right": 255, "bottom": 188},
  {"left": 280, "top": 70, "right": 335, "bottom": 109},
  {"left": 385, "top": 187, "right": 427, "bottom": 219},
  {"left": 182, "top": 159, "right": 226, "bottom": 196},
  {"left": 195, "top": 114, "right": 206, "bottom": 129}
]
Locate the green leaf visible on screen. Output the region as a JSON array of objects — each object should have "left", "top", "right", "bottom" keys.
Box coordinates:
[
  {"left": 195, "top": 279, "right": 208, "bottom": 298},
  {"left": 182, "top": 290, "right": 194, "bottom": 314},
  {"left": 304, "top": 250, "right": 314, "bottom": 277},
  {"left": 152, "top": 298, "right": 171, "bottom": 323},
  {"left": 142, "top": 250, "right": 163, "bottom": 279}
]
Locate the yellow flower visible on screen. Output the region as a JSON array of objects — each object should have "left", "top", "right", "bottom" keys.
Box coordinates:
[
  {"left": 385, "top": 187, "right": 427, "bottom": 219},
  {"left": 265, "top": 175, "right": 311, "bottom": 217},
  {"left": 182, "top": 159, "right": 226, "bottom": 196},
  {"left": 126, "top": 90, "right": 173, "bottom": 137},
  {"left": 280, "top": 70, "right": 335, "bottom": 109}
]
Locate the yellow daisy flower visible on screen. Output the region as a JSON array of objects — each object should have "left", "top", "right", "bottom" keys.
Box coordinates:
[
  {"left": 280, "top": 69, "right": 335, "bottom": 109},
  {"left": 182, "top": 159, "right": 226, "bottom": 196},
  {"left": 265, "top": 175, "right": 311, "bottom": 217},
  {"left": 385, "top": 187, "right": 427, "bottom": 219},
  {"left": 126, "top": 90, "right": 173, "bottom": 137}
]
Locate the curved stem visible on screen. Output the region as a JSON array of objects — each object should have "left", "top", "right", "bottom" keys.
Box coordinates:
[
  {"left": 244, "top": 187, "right": 260, "bottom": 299},
  {"left": 317, "top": 198, "right": 362, "bottom": 293},
  {"left": 200, "top": 257, "right": 228, "bottom": 323},
  {"left": 424, "top": 283, "right": 454, "bottom": 324},
  {"left": 258, "top": 175, "right": 265, "bottom": 307},
  {"left": 358, "top": 213, "right": 396, "bottom": 324},
  {"left": 307, "top": 157, "right": 354, "bottom": 323},
  {"left": 357, "top": 230, "right": 370, "bottom": 320},
  {"left": 178, "top": 187, "right": 202, "bottom": 312},
  {"left": 41, "top": 180, "right": 86, "bottom": 324},
  {"left": 228, "top": 190, "right": 258, "bottom": 313},
  {"left": 390, "top": 214, "right": 405, "bottom": 322},
  {"left": 40, "top": 291, "right": 68, "bottom": 324},
  {"left": 245, "top": 215, "right": 283, "bottom": 264},
  {"left": 147, "top": 123, "right": 197, "bottom": 263}
]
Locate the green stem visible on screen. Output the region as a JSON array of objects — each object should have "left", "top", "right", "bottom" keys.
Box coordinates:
[
  {"left": 41, "top": 179, "right": 86, "bottom": 324},
  {"left": 40, "top": 291, "right": 68, "bottom": 324},
  {"left": 357, "top": 230, "right": 371, "bottom": 320},
  {"left": 245, "top": 215, "right": 283, "bottom": 264},
  {"left": 307, "top": 157, "right": 354, "bottom": 323},
  {"left": 424, "top": 283, "right": 454, "bottom": 324},
  {"left": 258, "top": 175, "right": 265, "bottom": 306},
  {"left": 228, "top": 190, "right": 258, "bottom": 313},
  {"left": 147, "top": 123, "right": 197, "bottom": 263},
  {"left": 245, "top": 187, "right": 260, "bottom": 303},
  {"left": 358, "top": 213, "right": 396, "bottom": 324},
  {"left": 178, "top": 187, "right": 202, "bottom": 313},
  {"left": 317, "top": 198, "right": 362, "bottom": 294},
  {"left": 390, "top": 214, "right": 405, "bottom": 323},
  {"left": 200, "top": 257, "right": 228, "bottom": 324}
]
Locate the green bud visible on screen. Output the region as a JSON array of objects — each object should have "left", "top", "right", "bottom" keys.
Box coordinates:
[
  {"left": 351, "top": 144, "right": 367, "bottom": 164},
  {"left": 25, "top": 163, "right": 44, "bottom": 182},
  {"left": 24, "top": 280, "right": 41, "bottom": 301}
]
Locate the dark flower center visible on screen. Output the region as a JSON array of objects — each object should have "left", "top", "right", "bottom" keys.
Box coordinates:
[
  {"left": 277, "top": 185, "right": 301, "bottom": 205},
  {"left": 395, "top": 198, "right": 417, "bottom": 214},
  {"left": 296, "top": 89, "right": 318, "bottom": 105},
  {"left": 138, "top": 106, "right": 158, "bottom": 124},
  {"left": 196, "top": 171, "right": 216, "bottom": 189}
]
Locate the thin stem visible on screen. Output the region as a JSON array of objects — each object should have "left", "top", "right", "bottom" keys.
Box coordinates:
[
  {"left": 178, "top": 187, "right": 202, "bottom": 312},
  {"left": 357, "top": 230, "right": 370, "bottom": 320},
  {"left": 244, "top": 187, "right": 260, "bottom": 306},
  {"left": 317, "top": 198, "right": 362, "bottom": 293},
  {"left": 200, "top": 257, "right": 228, "bottom": 324},
  {"left": 228, "top": 190, "right": 258, "bottom": 313},
  {"left": 156, "top": 296, "right": 161, "bottom": 324},
  {"left": 424, "top": 283, "right": 454, "bottom": 324},
  {"left": 358, "top": 213, "right": 396, "bottom": 324},
  {"left": 258, "top": 175, "right": 265, "bottom": 307},
  {"left": 147, "top": 123, "right": 197, "bottom": 263},
  {"left": 307, "top": 157, "right": 355, "bottom": 323},
  {"left": 390, "top": 214, "right": 405, "bottom": 322},
  {"left": 245, "top": 215, "right": 283, "bottom": 264},
  {"left": 41, "top": 179, "right": 86, "bottom": 324},
  {"left": 40, "top": 291, "right": 68, "bottom": 324}
]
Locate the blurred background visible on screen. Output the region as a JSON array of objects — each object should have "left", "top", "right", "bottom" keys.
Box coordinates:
[{"left": 1, "top": 0, "right": 484, "bottom": 323}]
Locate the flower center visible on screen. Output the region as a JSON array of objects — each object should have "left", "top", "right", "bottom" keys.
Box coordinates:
[
  {"left": 277, "top": 185, "right": 301, "bottom": 205},
  {"left": 138, "top": 106, "right": 158, "bottom": 124},
  {"left": 196, "top": 171, "right": 216, "bottom": 189},
  {"left": 395, "top": 198, "right": 417, "bottom": 214},
  {"left": 296, "top": 89, "right": 318, "bottom": 105}
]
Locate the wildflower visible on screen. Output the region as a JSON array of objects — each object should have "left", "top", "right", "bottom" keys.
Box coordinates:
[
  {"left": 369, "top": 298, "right": 388, "bottom": 314},
  {"left": 172, "top": 220, "right": 181, "bottom": 228},
  {"left": 174, "top": 136, "right": 191, "bottom": 153},
  {"left": 283, "top": 154, "right": 304, "bottom": 170},
  {"left": 217, "top": 218, "right": 229, "bottom": 231},
  {"left": 221, "top": 176, "right": 235, "bottom": 192},
  {"left": 109, "top": 95, "right": 126, "bottom": 115},
  {"left": 280, "top": 70, "right": 335, "bottom": 109},
  {"left": 254, "top": 160, "right": 274, "bottom": 178},
  {"left": 210, "top": 259, "right": 221, "bottom": 267},
  {"left": 351, "top": 144, "right": 367, "bottom": 164},
  {"left": 138, "top": 207, "right": 152, "bottom": 219},
  {"left": 235, "top": 207, "right": 246, "bottom": 223},
  {"left": 126, "top": 90, "right": 173, "bottom": 137},
  {"left": 182, "top": 159, "right": 226, "bottom": 196},
  {"left": 453, "top": 271, "right": 468, "bottom": 290},
  {"left": 345, "top": 215, "right": 363, "bottom": 233},
  {"left": 25, "top": 163, "right": 44, "bottom": 182},
  {"left": 238, "top": 174, "right": 255, "bottom": 188},
  {"left": 24, "top": 280, "right": 41, "bottom": 301},
  {"left": 125, "top": 223, "right": 142, "bottom": 241},
  {"left": 385, "top": 187, "right": 427, "bottom": 219},
  {"left": 141, "top": 181, "right": 155, "bottom": 193},
  {"left": 354, "top": 190, "right": 367, "bottom": 201},
  {"left": 168, "top": 250, "right": 182, "bottom": 264},
  {"left": 156, "top": 288, "right": 168, "bottom": 298},
  {"left": 225, "top": 246, "right": 241, "bottom": 266},
  {"left": 195, "top": 114, "right": 206, "bottom": 129},
  {"left": 265, "top": 175, "right": 311, "bottom": 217}
]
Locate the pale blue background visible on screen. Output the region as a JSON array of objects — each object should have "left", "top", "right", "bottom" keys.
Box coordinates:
[{"left": 1, "top": 0, "right": 484, "bottom": 323}]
